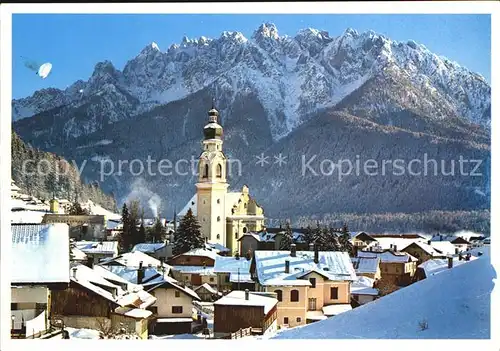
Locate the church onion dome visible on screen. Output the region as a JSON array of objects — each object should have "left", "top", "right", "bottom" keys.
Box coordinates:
[{"left": 204, "top": 107, "right": 223, "bottom": 139}]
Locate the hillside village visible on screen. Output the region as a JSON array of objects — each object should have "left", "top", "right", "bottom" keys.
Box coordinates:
[{"left": 9, "top": 105, "right": 491, "bottom": 340}]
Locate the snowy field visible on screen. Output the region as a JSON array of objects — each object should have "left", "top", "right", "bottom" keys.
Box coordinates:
[{"left": 273, "top": 253, "right": 494, "bottom": 339}]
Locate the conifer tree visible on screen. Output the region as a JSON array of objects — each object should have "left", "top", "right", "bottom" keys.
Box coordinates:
[
  {"left": 279, "top": 222, "right": 294, "bottom": 250},
  {"left": 173, "top": 208, "right": 204, "bottom": 256},
  {"left": 138, "top": 210, "right": 146, "bottom": 244},
  {"left": 149, "top": 217, "right": 167, "bottom": 243},
  {"left": 128, "top": 200, "right": 141, "bottom": 248},
  {"left": 303, "top": 225, "right": 316, "bottom": 246},
  {"left": 339, "top": 223, "right": 354, "bottom": 255},
  {"left": 119, "top": 203, "right": 131, "bottom": 253},
  {"left": 68, "top": 201, "right": 89, "bottom": 215}
]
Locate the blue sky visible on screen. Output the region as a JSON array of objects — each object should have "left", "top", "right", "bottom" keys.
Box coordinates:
[{"left": 12, "top": 14, "right": 491, "bottom": 99}]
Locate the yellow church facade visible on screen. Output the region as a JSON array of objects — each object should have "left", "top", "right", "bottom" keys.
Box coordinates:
[{"left": 178, "top": 106, "right": 265, "bottom": 255}]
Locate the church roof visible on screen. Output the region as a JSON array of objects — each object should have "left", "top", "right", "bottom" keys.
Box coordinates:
[{"left": 178, "top": 194, "right": 197, "bottom": 217}]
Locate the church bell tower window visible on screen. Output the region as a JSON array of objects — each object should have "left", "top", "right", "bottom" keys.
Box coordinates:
[
  {"left": 203, "top": 164, "right": 209, "bottom": 178},
  {"left": 216, "top": 164, "right": 222, "bottom": 178}
]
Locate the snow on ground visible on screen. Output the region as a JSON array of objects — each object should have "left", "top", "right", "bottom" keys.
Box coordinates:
[
  {"left": 65, "top": 327, "right": 100, "bottom": 339},
  {"left": 273, "top": 255, "right": 495, "bottom": 339}
]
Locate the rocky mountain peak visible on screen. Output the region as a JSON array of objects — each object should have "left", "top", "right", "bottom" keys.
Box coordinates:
[{"left": 253, "top": 22, "right": 279, "bottom": 40}]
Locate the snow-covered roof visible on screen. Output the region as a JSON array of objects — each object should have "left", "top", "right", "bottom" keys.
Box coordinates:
[
  {"left": 75, "top": 241, "right": 118, "bottom": 255},
  {"left": 372, "top": 237, "right": 424, "bottom": 251},
  {"left": 240, "top": 231, "right": 305, "bottom": 243},
  {"left": 194, "top": 283, "right": 218, "bottom": 294},
  {"left": 71, "top": 246, "right": 88, "bottom": 261},
  {"left": 357, "top": 250, "right": 418, "bottom": 263},
  {"left": 12, "top": 224, "right": 70, "bottom": 284},
  {"left": 106, "top": 220, "right": 122, "bottom": 230},
  {"left": 352, "top": 276, "right": 375, "bottom": 288},
  {"left": 144, "top": 273, "right": 200, "bottom": 300},
  {"left": 103, "top": 265, "right": 168, "bottom": 284},
  {"left": 351, "top": 257, "right": 380, "bottom": 274},
  {"left": 132, "top": 242, "right": 166, "bottom": 253},
  {"left": 114, "top": 306, "right": 152, "bottom": 319},
  {"left": 254, "top": 251, "right": 357, "bottom": 286},
  {"left": 306, "top": 311, "right": 328, "bottom": 321},
  {"left": 156, "top": 318, "right": 194, "bottom": 323},
  {"left": 179, "top": 247, "right": 219, "bottom": 260},
  {"left": 274, "top": 256, "right": 493, "bottom": 339},
  {"left": 100, "top": 251, "right": 163, "bottom": 268},
  {"left": 171, "top": 265, "right": 215, "bottom": 275},
  {"left": 429, "top": 241, "right": 457, "bottom": 256},
  {"left": 225, "top": 192, "right": 243, "bottom": 215},
  {"left": 322, "top": 304, "right": 352, "bottom": 316},
  {"left": 206, "top": 242, "right": 230, "bottom": 253},
  {"left": 213, "top": 255, "right": 252, "bottom": 273},
  {"left": 214, "top": 290, "right": 277, "bottom": 314},
  {"left": 401, "top": 241, "right": 446, "bottom": 257},
  {"left": 178, "top": 194, "right": 197, "bottom": 217},
  {"left": 70, "top": 264, "right": 156, "bottom": 309},
  {"left": 11, "top": 210, "right": 48, "bottom": 224},
  {"left": 418, "top": 257, "right": 478, "bottom": 277},
  {"left": 229, "top": 272, "right": 253, "bottom": 283}
]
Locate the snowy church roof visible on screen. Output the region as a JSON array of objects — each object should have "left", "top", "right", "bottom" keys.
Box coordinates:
[
  {"left": 12, "top": 224, "right": 70, "bottom": 285},
  {"left": 214, "top": 255, "right": 252, "bottom": 273},
  {"left": 178, "top": 194, "right": 197, "bottom": 217}
]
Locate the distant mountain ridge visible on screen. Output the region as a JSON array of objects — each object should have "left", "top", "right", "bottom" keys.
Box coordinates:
[{"left": 12, "top": 24, "right": 491, "bottom": 223}]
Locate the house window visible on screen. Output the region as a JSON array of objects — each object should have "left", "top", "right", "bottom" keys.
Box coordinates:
[
  {"left": 217, "top": 216, "right": 221, "bottom": 222},
  {"left": 284, "top": 317, "right": 289, "bottom": 324},
  {"left": 217, "top": 234, "right": 220, "bottom": 240},
  {"left": 217, "top": 199, "right": 220, "bottom": 204},
  {"left": 175, "top": 291, "right": 180, "bottom": 298},
  {"left": 290, "top": 289, "right": 299, "bottom": 302},
  {"left": 274, "top": 290, "right": 283, "bottom": 302},
  {"left": 235, "top": 233, "right": 238, "bottom": 239},
  {"left": 11, "top": 303, "right": 18, "bottom": 310},
  {"left": 148, "top": 306, "right": 158, "bottom": 315},
  {"left": 203, "top": 164, "right": 209, "bottom": 178},
  {"left": 244, "top": 203, "right": 247, "bottom": 208},
  {"left": 243, "top": 227, "right": 247, "bottom": 233},
  {"left": 296, "top": 317, "right": 301, "bottom": 323},
  {"left": 330, "top": 287, "right": 339, "bottom": 300},
  {"left": 210, "top": 277, "right": 214, "bottom": 282},
  {"left": 309, "top": 278, "right": 316, "bottom": 288},
  {"left": 172, "top": 306, "right": 183, "bottom": 314},
  {"left": 225, "top": 275, "right": 230, "bottom": 283},
  {"left": 216, "top": 164, "right": 222, "bottom": 178}
]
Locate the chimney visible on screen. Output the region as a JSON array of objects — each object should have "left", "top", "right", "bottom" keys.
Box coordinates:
[
  {"left": 285, "top": 260, "right": 290, "bottom": 273},
  {"left": 459, "top": 252, "right": 463, "bottom": 261},
  {"left": 235, "top": 253, "right": 240, "bottom": 260},
  {"left": 478, "top": 251, "right": 483, "bottom": 257},
  {"left": 455, "top": 247, "right": 459, "bottom": 255},
  {"left": 245, "top": 289, "right": 250, "bottom": 300},
  {"left": 112, "top": 288, "right": 117, "bottom": 300},
  {"left": 137, "top": 261, "right": 144, "bottom": 284},
  {"left": 465, "top": 253, "right": 471, "bottom": 261},
  {"left": 309, "top": 243, "right": 314, "bottom": 251},
  {"left": 314, "top": 245, "right": 319, "bottom": 264},
  {"left": 71, "top": 267, "right": 77, "bottom": 280},
  {"left": 427, "top": 240, "right": 431, "bottom": 245},
  {"left": 389, "top": 244, "right": 393, "bottom": 250},
  {"left": 393, "top": 245, "right": 397, "bottom": 252},
  {"left": 447, "top": 256, "right": 453, "bottom": 269},
  {"left": 290, "top": 244, "right": 296, "bottom": 257}
]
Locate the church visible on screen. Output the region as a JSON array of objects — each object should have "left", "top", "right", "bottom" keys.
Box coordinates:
[{"left": 178, "top": 105, "right": 265, "bottom": 255}]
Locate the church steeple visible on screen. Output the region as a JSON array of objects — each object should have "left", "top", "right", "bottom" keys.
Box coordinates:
[{"left": 204, "top": 101, "right": 223, "bottom": 140}]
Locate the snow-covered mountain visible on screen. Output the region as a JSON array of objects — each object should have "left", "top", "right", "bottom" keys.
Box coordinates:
[
  {"left": 13, "top": 24, "right": 490, "bottom": 140},
  {"left": 12, "top": 24, "right": 491, "bottom": 220}
]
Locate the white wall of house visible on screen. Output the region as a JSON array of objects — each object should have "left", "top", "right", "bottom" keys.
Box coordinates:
[{"left": 150, "top": 287, "right": 193, "bottom": 319}]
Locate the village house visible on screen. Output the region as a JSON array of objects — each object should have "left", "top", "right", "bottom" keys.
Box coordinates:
[
  {"left": 11, "top": 223, "right": 70, "bottom": 338},
  {"left": 194, "top": 283, "right": 222, "bottom": 302},
  {"left": 213, "top": 290, "right": 278, "bottom": 338},
  {"left": 75, "top": 240, "right": 119, "bottom": 266},
  {"left": 50, "top": 264, "right": 156, "bottom": 339},
  {"left": 401, "top": 241, "right": 448, "bottom": 264},
  {"left": 140, "top": 272, "right": 201, "bottom": 335},
  {"left": 132, "top": 243, "right": 171, "bottom": 260},
  {"left": 238, "top": 228, "right": 309, "bottom": 255},
  {"left": 250, "top": 244, "right": 357, "bottom": 328},
  {"left": 351, "top": 232, "right": 378, "bottom": 249},
  {"left": 350, "top": 276, "right": 379, "bottom": 306},
  {"left": 99, "top": 251, "right": 169, "bottom": 272},
  {"left": 430, "top": 234, "right": 472, "bottom": 253},
  {"left": 357, "top": 249, "right": 418, "bottom": 287},
  {"left": 213, "top": 254, "right": 254, "bottom": 293},
  {"left": 168, "top": 248, "right": 219, "bottom": 288},
  {"left": 351, "top": 257, "right": 381, "bottom": 281}
]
